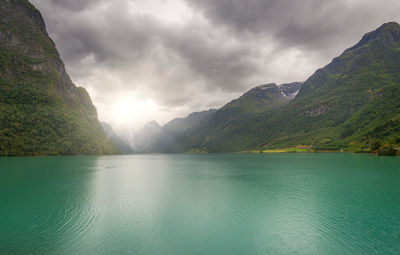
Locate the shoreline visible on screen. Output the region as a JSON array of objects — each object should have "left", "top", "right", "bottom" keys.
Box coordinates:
[{"left": 1, "top": 149, "right": 399, "bottom": 157}]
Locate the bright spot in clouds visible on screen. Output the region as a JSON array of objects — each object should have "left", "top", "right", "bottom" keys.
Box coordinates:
[
  {"left": 130, "top": 0, "right": 192, "bottom": 24},
  {"left": 111, "top": 97, "right": 157, "bottom": 125}
]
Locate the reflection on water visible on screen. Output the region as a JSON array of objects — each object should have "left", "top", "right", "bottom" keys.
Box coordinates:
[{"left": 0, "top": 154, "right": 400, "bottom": 254}]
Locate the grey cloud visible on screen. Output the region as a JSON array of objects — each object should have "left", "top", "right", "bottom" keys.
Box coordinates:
[
  {"left": 163, "top": 25, "right": 260, "bottom": 92},
  {"left": 32, "top": 0, "right": 263, "bottom": 102},
  {"left": 46, "top": 0, "right": 105, "bottom": 11},
  {"left": 41, "top": 3, "right": 160, "bottom": 68},
  {"left": 186, "top": 0, "right": 400, "bottom": 54},
  {"left": 29, "top": 0, "right": 400, "bottom": 129}
]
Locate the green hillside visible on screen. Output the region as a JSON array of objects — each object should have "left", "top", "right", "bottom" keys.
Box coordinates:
[
  {"left": 169, "top": 22, "right": 400, "bottom": 153},
  {"left": 156, "top": 83, "right": 301, "bottom": 152},
  {"left": 0, "top": 0, "right": 118, "bottom": 156},
  {"left": 208, "top": 83, "right": 291, "bottom": 127}
]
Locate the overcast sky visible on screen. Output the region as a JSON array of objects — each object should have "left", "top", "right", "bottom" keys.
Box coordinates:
[{"left": 31, "top": 0, "right": 400, "bottom": 134}]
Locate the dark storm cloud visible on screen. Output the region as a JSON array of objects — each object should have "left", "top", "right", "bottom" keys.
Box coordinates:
[{"left": 29, "top": 0, "right": 400, "bottom": 128}]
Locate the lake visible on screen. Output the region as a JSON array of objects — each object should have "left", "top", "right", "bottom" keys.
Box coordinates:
[{"left": 0, "top": 153, "right": 399, "bottom": 254}]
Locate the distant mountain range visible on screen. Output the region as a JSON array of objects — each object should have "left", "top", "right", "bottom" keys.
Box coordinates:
[
  {"left": 132, "top": 110, "right": 217, "bottom": 152},
  {"left": 136, "top": 22, "right": 400, "bottom": 154},
  {"left": 0, "top": 0, "right": 118, "bottom": 156}
]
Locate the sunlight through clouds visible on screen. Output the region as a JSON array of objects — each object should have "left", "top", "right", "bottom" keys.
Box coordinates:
[{"left": 30, "top": 0, "right": 400, "bottom": 134}]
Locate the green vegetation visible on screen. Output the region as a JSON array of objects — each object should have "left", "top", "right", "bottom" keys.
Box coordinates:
[
  {"left": 366, "top": 137, "right": 399, "bottom": 156},
  {"left": 165, "top": 22, "right": 400, "bottom": 154},
  {"left": 0, "top": 0, "right": 118, "bottom": 156},
  {"left": 249, "top": 146, "right": 313, "bottom": 154}
]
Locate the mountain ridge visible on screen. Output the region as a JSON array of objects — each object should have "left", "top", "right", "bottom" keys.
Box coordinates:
[{"left": 345, "top": 22, "right": 400, "bottom": 54}]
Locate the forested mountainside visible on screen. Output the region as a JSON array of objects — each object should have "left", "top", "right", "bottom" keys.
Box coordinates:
[{"left": 0, "top": 0, "right": 118, "bottom": 155}]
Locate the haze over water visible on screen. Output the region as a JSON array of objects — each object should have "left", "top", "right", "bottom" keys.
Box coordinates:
[{"left": 1, "top": 154, "right": 400, "bottom": 254}]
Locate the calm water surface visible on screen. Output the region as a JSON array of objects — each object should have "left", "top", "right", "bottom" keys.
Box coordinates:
[{"left": 0, "top": 153, "right": 400, "bottom": 254}]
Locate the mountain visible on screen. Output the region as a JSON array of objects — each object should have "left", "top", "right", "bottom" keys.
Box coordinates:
[
  {"left": 150, "top": 109, "right": 217, "bottom": 152},
  {"left": 259, "top": 21, "right": 400, "bottom": 151},
  {"left": 208, "top": 82, "right": 302, "bottom": 128},
  {"left": 131, "top": 121, "right": 162, "bottom": 152},
  {"left": 158, "top": 82, "right": 302, "bottom": 152},
  {"left": 163, "top": 109, "right": 217, "bottom": 136},
  {"left": 101, "top": 122, "right": 134, "bottom": 154},
  {"left": 132, "top": 110, "right": 217, "bottom": 153},
  {"left": 0, "top": 0, "right": 118, "bottom": 156},
  {"left": 160, "top": 22, "right": 400, "bottom": 153}
]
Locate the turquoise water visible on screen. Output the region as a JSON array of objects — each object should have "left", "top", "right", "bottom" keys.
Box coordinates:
[{"left": 0, "top": 153, "right": 400, "bottom": 254}]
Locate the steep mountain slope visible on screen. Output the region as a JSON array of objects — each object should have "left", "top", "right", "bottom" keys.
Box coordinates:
[
  {"left": 101, "top": 122, "right": 134, "bottom": 154},
  {"left": 131, "top": 121, "right": 162, "bottom": 152},
  {"left": 169, "top": 22, "right": 400, "bottom": 152},
  {"left": 0, "top": 0, "right": 118, "bottom": 155},
  {"left": 259, "top": 22, "right": 400, "bottom": 151}
]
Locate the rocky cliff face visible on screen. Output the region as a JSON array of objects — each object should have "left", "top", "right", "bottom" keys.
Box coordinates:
[
  {"left": 1, "top": 0, "right": 72, "bottom": 94},
  {"left": 0, "top": 0, "right": 118, "bottom": 155}
]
